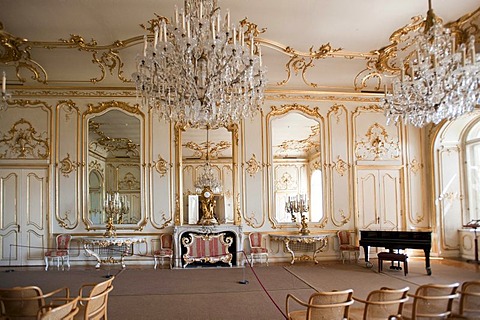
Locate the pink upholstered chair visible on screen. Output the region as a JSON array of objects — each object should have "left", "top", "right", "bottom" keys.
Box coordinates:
[
  {"left": 44, "top": 234, "right": 72, "bottom": 271},
  {"left": 153, "top": 233, "right": 173, "bottom": 269},
  {"left": 337, "top": 230, "right": 360, "bottom": 264},
  {"left": 248, "top": 232, "right": 268, "bottom": 266}
]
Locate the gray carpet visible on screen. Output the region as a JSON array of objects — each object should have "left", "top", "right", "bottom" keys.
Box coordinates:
[{"left": 0, "top": 258, "right": 478, "bottom": 320}]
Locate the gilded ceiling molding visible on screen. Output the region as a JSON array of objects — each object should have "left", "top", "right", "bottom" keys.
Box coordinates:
[
  {"left": 0, "top": 118, "right": 49, "bottom": 159},
  {"left": 355, "top": 123, "right": 400, "bottom": 161},
  {"left": 375, "top": 7, "right": 480, "bottom": 76},
  {"left": 266, "top": 92, "right": 382, "bottom": 103},
  {"left": 245, "top": 153, "right": 260, "bottom": 177},
  {"left": 59, "top": 153, "right": 78, "bottom": 177}
]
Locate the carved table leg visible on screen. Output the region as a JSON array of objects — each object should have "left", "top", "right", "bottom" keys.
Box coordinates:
[
  {"left": 313, "top": 237, "right": 328, "bottom": 264},
  {"left": 284, "top": 239, "right": 295, "bottom": 264},
  {"left": 84, "top": 243, "right": 102, "bottom": 268}
]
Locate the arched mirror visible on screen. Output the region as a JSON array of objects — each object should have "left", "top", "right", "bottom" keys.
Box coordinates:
[
  {"left": 176, "top": 124, "right": 238, "bottom": 225},
  {"left": 267, "top": 105, "right": 325, "bottom": 228},
  {"left": 83, "top": 102, "right": 145, "bottom": 231}
]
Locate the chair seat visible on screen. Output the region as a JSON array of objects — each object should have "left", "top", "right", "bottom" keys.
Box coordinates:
[
  {"left": 251, "top": 247, "right": 268, "bottom": 254},
  {"left": 287, "top": 310, "right": 306, "bottom": 320},
  {"left": 154, "top": 249, "right": 173, "bottom": 256},
  {"left": 45, "top": 250, "right": 69, "bottom": 257},
  {"left": 339, "top": 244, "right": 359, "bottom": 251}
]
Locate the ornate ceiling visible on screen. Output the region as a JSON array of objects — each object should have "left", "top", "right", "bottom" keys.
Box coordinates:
[{"left": 1, "top": 0, "right": 479, "bottom": 95}]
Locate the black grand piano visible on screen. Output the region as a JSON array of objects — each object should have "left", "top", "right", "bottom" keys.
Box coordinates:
[{"left": 359, "top": 230, "right": 432, "bottom": 275}]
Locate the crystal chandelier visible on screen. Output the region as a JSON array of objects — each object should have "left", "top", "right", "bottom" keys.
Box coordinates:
[
  {"left": 1, "top": 71, "right": 10, "bottom": 112},
  {"left": 194, "top": 126, "right": 222, "bottom": 193},
  {"left": 384, "top": 0, "right": 480, "bottom": 127},
  {"left": 132, "top": 0, "right": 267, "bottom": 127}
]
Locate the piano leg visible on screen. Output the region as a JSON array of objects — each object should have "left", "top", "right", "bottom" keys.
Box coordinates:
[
  {"left": 424, "top": 248, "right": 432, "bottom": 275},
  {"left": 362, "top": 245, "right": 373, "bottom": 268}
]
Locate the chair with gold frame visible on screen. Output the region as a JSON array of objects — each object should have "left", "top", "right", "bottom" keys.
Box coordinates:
[
  {"left": 153, "top": 233, "right": 174, "bottom": 269},
  {"left": 0, "top": 286, "right": 70, "bottom": 319},
  {"left": 44, "top": 233, "right": 72, "bottom": 271},
  {"left": 76, "top": 276, "right": 114, "bottom": 320},
  {"left": 401, "top": 282, "right": 459, "bottom": 319},
  {"left": 286, "top": 289, "right": 354, "bottom": 320},
  {"left": 337, "top": 230, "right": 360, "bottom": 264},
  {"left": 248, "top": 232, "right": 269, "bottom": 266},
  {"left": 348, "top": 286, "right": 409, "bottom": 320},
  {"left": 36, "top": 296, "right": 79, "bottom": 320}
]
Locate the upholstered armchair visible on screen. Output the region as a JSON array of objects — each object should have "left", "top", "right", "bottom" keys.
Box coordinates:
[
  {"left": 44, "top": 234, "right": 72, "bottom": 271},
  {"left": 153, "top": 233, "right": 174, "bottom": 269},
  {"left": 337, "top": 230, "right": 360, "bottom": 264},
  {"left": 248, "top": 232, "right": 269, "bottom": 266}
]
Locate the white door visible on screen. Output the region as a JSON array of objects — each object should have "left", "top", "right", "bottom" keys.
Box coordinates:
[
  {"left": 357, "top": 169, "right": 402, "bottom": 231},
  {"left": 0, "top": 168, "right": 48, "bottom": 266}
]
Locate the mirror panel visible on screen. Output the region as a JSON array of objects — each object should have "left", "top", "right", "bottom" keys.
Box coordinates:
[
  {"left": 177, "top": 125, "right": 238, "bottom": 225},
  {"left": 83, "top": 103, "right": 145, "bottom": 231},
  {"left": 268, "top": 106, "right": 324, "bottom": 227}
]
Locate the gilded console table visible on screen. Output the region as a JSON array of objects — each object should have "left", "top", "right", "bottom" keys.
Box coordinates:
[
  {"left": 269, "top": 234, "right": 328, "bottom": 264},
  {"left": 82, "top": 236, "right": 146, "bottom": 268}
]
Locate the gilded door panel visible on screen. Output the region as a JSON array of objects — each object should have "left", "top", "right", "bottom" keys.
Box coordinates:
[
  {"left": 0, "top": 169, "right": 47, "bottom": 266},
  {"left": 357, "top": 170, "right": 379, "bottom": 230}
]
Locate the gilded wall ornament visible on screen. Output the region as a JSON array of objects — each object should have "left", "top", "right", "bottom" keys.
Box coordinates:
[
  {"left": 59, "top": 153, "right": 78, "bottom": 177},
  {"left": 355, "top": 123, "right": 400, "bottom": 160},
  {"left": 56, "top": 210, "right": 77, "bottom": 229},
  {"left": 118, "top": 172, "right": 141, "bottom": 190},
  {"left": 89, "top": 120, "right": 140, "bottom": 157},
  {"left": 409, "top": 158, "right": 424, "bottom": 175},
  {"left": 332, "top": 209, "right": 349, "bottom": 227},
  {"left": 244, "top": 212, "right": 261, "bottom": 228},
  {"left": 183, "top": 140, "right": 231, "bottom": 160},
  {"left": 246, "top": 154, "right": 260, "bottom": 177},
  {"left": 154, "top": 155, "right": 170, "bottom": 177},
  {"left": 0, "top": 118, "right": 49, "bottom": 159},
  {"left": 275, "top": 172, "right": 297, "bottom": 191},
  {"left": 332, "top": 156, "right": 349, "bottom": 176}
]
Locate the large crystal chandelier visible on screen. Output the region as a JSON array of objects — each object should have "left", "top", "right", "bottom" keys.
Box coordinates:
[
  {"left": 132, "top": 0, "right": 267, "bottom": 127},
  {"left": 194, "top": 126, "right": 222, "bottom": 193},
  {"left": 384, "top": 0, "right": 480, "bottom": 127}
]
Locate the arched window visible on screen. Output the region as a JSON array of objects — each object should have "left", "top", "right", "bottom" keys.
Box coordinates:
[{"left": 465, "top": 119, "right": 480, "bottom": 221}]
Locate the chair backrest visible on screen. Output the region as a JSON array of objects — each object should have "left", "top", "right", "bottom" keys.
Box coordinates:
[
  {"left": 37, "top": 296, "right": 79, "bottom": 320},
  {"left": 78, "top": 276, "right": 114, "bottom": 320},
  {"left": 307, "top": 289, "right": 354, "bottom": 320},
  {"left": 361, "top": 286, "right": 409, "bottom": 320},
  {"left": 410, "top": 282, "right": 459, "bottom": 319},
  {"left": 56, "top": 233, "right": 72, "bottom": 251},
  {"left": 249, "top": 232, "right": 264, "bottom": 248},
  {"left": 337, "top": 230, "right": 352, "bottom": 245},
  {"left": 0, "top": 286, "right": 69, "bottom": 318},
  {"left": 458, "top": 280, "right": 480, "bottom": 316},
  {"left": 160, "top": 233, "right": 173, "bottom": 249}
]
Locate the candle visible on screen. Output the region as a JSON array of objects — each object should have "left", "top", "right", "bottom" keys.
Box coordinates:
[
  {"left": 163, "top": 23, "right": 167, "bottom": 42},
  {"left": 212, "top": 20, "right": 216, "bottom": 41},
  {"left": 226, "top": 9, "right": 230, "bottom": 29},
  {"left": 233, "top": 27, "right": 236, "bottom": 46},
  {"left": 258, "top": 46, "right": 262, "bottom": 66},
  {"left": 154, "top": 26, "right": 159, "bottom": 49},
  {"left": 187, "top": 19, "right": 191, "bottom": 38},
  {"left": 174, "top": 5, "right": 178, "bottom": 26},
  {"left": 250, "top": 33, "right": 254, "bottom": 57},
  {"left": 143, "top": 35, "right": 147, "bottom": 57},
  {"left": 199, "top": 2, "right": 203, "bottom": 18},
  {"left": 1, "top": 71, "right": 5, "bottom": 94}
]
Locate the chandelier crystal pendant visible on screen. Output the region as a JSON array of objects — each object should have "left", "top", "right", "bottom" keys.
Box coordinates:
[
  {"left": 132, "top": 0, "right": 267, "bottom": 127},
  {"left": 384, "top": 0, "right": 480, "bottom": 127}
]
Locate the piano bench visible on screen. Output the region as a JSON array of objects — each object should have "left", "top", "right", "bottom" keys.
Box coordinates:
[{"left": 377, "top": 252, "right": 408, "bottom": 276}]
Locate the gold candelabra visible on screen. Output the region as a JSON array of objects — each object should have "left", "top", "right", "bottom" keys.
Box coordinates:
[
  {"left": 103, "top": 191, "right": 129, "bottom": 237},
  {"left": 285, "top": 194, "right": 310, "bottom": 235}
]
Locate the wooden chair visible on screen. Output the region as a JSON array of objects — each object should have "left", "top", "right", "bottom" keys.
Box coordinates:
[
  {"left": 76, "top": 276, "right": 114, "bottom": 320},
  {"left": 0, "top": 286, "right": 70, "bottom": 319},
  {"left": 153, "top": 233, "right": 174, "bottom": 269},
  {"left": 44, "top": 234, "right": 72, "bottom": 271},
  {"left": 401, "top": 282, "right": 459, "bottom": 319},
  {"left": 349, "top": 286, "right": 409, "bottom": 320},
  {"left": 337, "top": 230, "right": 360, "bottom": 263},
  {"left": 37, "top": 296, "right": 79, "bottom": 320},
  {"left": 248, "top": 232, "right": 269, "bottom": 266},
  {"left": 286, "top": 289, "right": 354, "bottom": 320},
  {"left": 451, "top": 280, "right": 480, "bottom": 319}
]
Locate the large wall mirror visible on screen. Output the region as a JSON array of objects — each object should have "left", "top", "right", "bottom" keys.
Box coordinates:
[
  {"left": 83, "top": 102, "right": 145, "bottom": 231},
  {"left": 176, "top": 124, "right": 238, "bottom": 225},
  {"left": 267, "top": 105, "right": 325, "bottom": 228}
]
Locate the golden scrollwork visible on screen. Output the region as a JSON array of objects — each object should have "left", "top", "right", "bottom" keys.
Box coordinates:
[
  {"left": 409, "top": 158, "right": 424, "bottom": 175},
  {"left": 332, "top": 209, "right": 349, "bottom": 227},
  {"left": 183, "top": 139, "right": 230, "bottom": 160},
  {"left": 118, "top": 172, "right": 141, "bottom": 190},
  {"left": 86, "top": 100, "right": 142, "bottom": 116},
  {"left": 154, "top": 155, "right": 170, "bottom": 177},
  {"left": 89, "top": 120, "right": 140, "bottom": 157},
  {"left": 332, "top": 155, "right": 349, "bottom": 176},
  {"left": 355, "top": 123, "right": 400, "bottom": 160},
  {"left": 275, "top": 172, "right": 297, "bottom": 191},
  {"left": 244, "top": 211, "right": 260, "bottom": 228},
  {"left": 56, "top": 210, "right": 77, "bottom": 229},
  {"left": 246, "top": 153, "right": 260, "bottom": 177},
  {"left": 0, "top": 118, "right": 49, "bottom": 159},
  {"left": 59, "top": 153, "right": 78, "bottom": 177}
]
